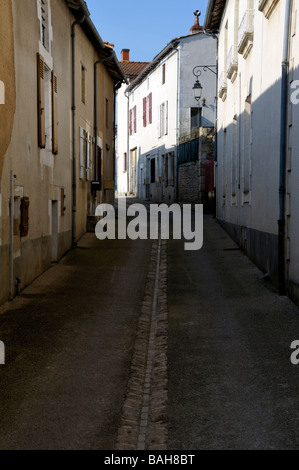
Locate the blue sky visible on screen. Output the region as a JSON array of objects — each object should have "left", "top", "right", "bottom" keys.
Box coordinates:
[{"left": 86, "top": 0, "right": 209, "bottom": 63}]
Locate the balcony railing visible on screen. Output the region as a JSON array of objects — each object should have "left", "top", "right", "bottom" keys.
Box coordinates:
[
  {"left": 218, "top": 71, "right": 227, "bottom": 101},
  {"left": 227, "top": 45, "right": 238, "bottom": 82},
  {"left": 238, "top": 9, "right": 254, "bottom": 59}
]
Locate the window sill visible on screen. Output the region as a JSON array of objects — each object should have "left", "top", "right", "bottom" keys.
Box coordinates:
[{"left": 258, "top": 0, "right": 280, "bottom": 19}]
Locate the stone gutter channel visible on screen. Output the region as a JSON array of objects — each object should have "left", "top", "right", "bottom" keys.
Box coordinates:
[{"left": 116, "top": 237, "right": 168, "bottom": 450}]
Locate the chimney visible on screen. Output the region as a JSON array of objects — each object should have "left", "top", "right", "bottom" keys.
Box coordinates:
[
  {"left": 190, "top": 10, "right": 203, "bottom": 34},
  {"left": 121, "top": 49, "right": 130, "bottom": 62}
]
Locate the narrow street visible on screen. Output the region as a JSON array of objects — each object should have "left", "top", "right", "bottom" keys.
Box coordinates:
[{"left": 1, "top": 208, "right": 299, "bottom": 450}]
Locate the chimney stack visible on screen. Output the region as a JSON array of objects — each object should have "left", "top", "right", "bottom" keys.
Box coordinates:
[
  {"left": 190, "top": 10, "right": 203, "bottom": 34},
  {"left": 121, "top": 49, "right": 130, "bottom": 62}
]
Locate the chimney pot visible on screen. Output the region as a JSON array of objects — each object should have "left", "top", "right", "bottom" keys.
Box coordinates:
[{"left": 190, "top": 11, "right": 203, "bottom": 34}]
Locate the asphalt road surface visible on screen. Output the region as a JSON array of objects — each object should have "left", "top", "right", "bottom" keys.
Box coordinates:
[{"left": 1, "top": 212, "right": 299, "bottom": 449}]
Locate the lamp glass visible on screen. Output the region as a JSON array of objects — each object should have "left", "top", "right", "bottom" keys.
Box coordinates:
[{"left": 193, "top": 80, "right": 203, "bottom": 102}]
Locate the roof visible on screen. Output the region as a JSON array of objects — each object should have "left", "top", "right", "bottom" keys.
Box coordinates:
[
  {"left": 65, "top": 0, "right": 128, "bottom": 86},
  {"left": 120, "top": 62, "right": 150, "bottom": 81},
  {"left": 204, "top": 0, "right": 227, "bottom": 31},
  {"left": 126, "top": 31, "right": 204, "bottom": 93}
]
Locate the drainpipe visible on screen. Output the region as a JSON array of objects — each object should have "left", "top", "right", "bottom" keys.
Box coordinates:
[
  {"left": 9, "top": 170, "right": 15, "bottom": 300},
  {"left": 71, "top": 14, "right": 85, "bottom": 247},
  {"left": 176, "top": 46, "right": 180, "bottom": 204},
  {"left": 113, "top": 82, "right": 121, "bottom": 195},
  {"left": 278, "top": 0, "right": 292, "bottom": 295},
  {"left": 94, "top": 51, "right": 114, "bottom": 184},
  {"left": 125, "top": 90, "right": 130, "bottom": 194}
]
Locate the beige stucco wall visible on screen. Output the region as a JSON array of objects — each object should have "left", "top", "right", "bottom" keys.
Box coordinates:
[
  {"left": 0, "top": 0, "right": 119, "bottom": 304},
  {"left": 0, "top": 0, "right": 16, "bottom": 182},
  {"left": 74, "top": 27, "right": 116, "bottom": 240}
]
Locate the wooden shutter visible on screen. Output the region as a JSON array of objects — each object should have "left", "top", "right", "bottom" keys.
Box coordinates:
[
  {"left": 143, "top": 97, "right": 146, "bottom": 127},
  {"left": 20, "top": 197, "right": 30, "bottom": 237},
  {"left": 149, "top": 93, "right": 152, "bottom": 124},
  {"left": 79, "top": 127, "right": 85, "bottom": 179},
  {"left": 52, "top": 71, "right": 58, "bottom": 154},
  {"left": 134, "top": 106, "right": 137, "bottom": 133},
  {"left": 37, "top": 53, "right": 46, "bottom": 148},
  {"left": 129, "top": 109, "right": 132, "bottom": 135}
]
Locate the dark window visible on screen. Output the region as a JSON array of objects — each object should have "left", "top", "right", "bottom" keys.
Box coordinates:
[
  {"left": 81, "top": 65, "right": 86, "bottom": 104},
  {"left": 162, "top": 64, "right": 166, "bottom": 84},
  {"left": 151, "top": 158, "right": 156, "bottom": 183},
  {"left": 191, "top": 107, "right": 201, "bottom": 130}
]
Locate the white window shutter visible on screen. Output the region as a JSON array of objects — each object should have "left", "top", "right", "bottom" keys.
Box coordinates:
[
  {"left": 164, "top": 101, "right": 168, "bottom": 135},
  {"left": 158, "top": 104, "right": 161, "bottom": 138}
]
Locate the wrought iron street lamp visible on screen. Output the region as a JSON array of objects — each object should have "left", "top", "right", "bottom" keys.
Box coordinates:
[
  {"left": 193, "top": 77, "right": 203, "bottom": 102},
  {"left": 192, "top": 65, "right": 217, "bottom": 103}
]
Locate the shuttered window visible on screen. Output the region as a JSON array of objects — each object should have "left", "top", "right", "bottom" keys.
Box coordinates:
[
  {"left": 143, "top": 94, "right": 153, "bottom": 127},
  {"left": 37, "top": 53, "right": 46, "bottom": 148},
  {"left": 52, "top": 71, "right": 58, "bottom": 154},
  {"left": 159, "top": 101, "right": 168, "bottom": 137},
  {"left": 129, "top": 109, "right": 132, "bottom": 135},
  {"left": 130, "top": 107, "right": 137, "bottom": 134}
]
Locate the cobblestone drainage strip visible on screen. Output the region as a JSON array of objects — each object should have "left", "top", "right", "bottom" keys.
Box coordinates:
[{"left": 116, "top": 238, "right": 168, "bottom": 450}]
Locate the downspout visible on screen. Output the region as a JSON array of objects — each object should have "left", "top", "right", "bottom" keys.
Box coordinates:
[
  {"left": 125, "top": 90, "right": 130, "bottom": 194},
  {"left": 9, "top": 170, "right": 15, "bottom": 300},
  {"left": 213, "top": 34, "right": 219, "bottom": 218},
  {"left": 94, "top": 51, "right": 114, "bottom": 183},
  {"left": 113, "top": 82, "right": 121, "bottom": 195},
  {"left": 203, "top": 30, "right": 219, "bottom": 216},
  {"left": 278, "top": 0, "right": 292, "bottom": 295},
  {"left": 176, "top": 46, "right": 180, "bottom": 204},
  {"left": 214, "top": 35, "right": 219, "bottom": 164},
  {"left": 71, "top": 14, "right": 85, "bottom": 247}
]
